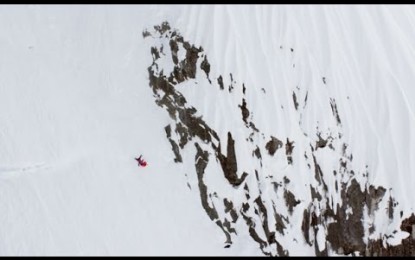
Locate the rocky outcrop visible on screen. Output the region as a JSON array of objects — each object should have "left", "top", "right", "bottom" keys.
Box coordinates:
[{"left": 144, "top": 21, "right": 414, "bottom": 256}]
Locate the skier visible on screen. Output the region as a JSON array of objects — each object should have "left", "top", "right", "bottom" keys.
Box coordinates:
[{"left": 135, "top": 155, "right": 147, "bottom": 167}]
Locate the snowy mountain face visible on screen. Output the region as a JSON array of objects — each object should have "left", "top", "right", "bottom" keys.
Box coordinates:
[
  {"left": 144, "top": 19, "right": 415, "bottom": 256},
  {"left": 1, "top": 5, "right": 415, "bottom": 256}
]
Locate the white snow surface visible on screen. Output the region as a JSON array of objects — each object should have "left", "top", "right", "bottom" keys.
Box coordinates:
[{"left": 0, "top": 4, "right": 414, "bottom": 256}]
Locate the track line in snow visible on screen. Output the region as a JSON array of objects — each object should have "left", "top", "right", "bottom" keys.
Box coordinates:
[{"left": 0, "top": 163, "right": 48, "bottom": 179}]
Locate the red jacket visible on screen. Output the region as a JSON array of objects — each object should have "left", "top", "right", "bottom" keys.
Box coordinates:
[{"left": 135, "top": 157, "right": 147, "bottom": 167}]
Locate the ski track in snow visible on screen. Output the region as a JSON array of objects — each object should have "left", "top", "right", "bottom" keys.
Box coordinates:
[{"left": 0, "top": 163, "right": 48, "bottom": 179}]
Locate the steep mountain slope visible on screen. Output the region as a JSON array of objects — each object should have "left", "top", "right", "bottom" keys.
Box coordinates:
[
  {"left": 1, "top": 5, "right": 415, "bottom": 256},
  {"left": 143, "top": 6, "right": 415, "bottom": 255},
  {"left": 0, "top": 5, "right": 246, "bottom": 256}
]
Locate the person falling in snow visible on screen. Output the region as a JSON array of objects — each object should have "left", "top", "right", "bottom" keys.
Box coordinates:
[{"left": 135, "top": 155, "right": 147, "bottom": 167}]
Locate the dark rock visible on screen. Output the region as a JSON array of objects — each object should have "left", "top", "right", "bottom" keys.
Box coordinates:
[{"left": 265, "top": 136, "right": 283, "bottom": 156}]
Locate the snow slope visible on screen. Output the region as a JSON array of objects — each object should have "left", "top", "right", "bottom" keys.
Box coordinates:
[
  {"left": 175, "top": 5, "right": 415, "bottom": 206},
  {"left": 0, "top": 5, "right": 414, "bottom": 256},
  {"left": 0, "top": 5, "right": 248, "bottom": 256}
]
